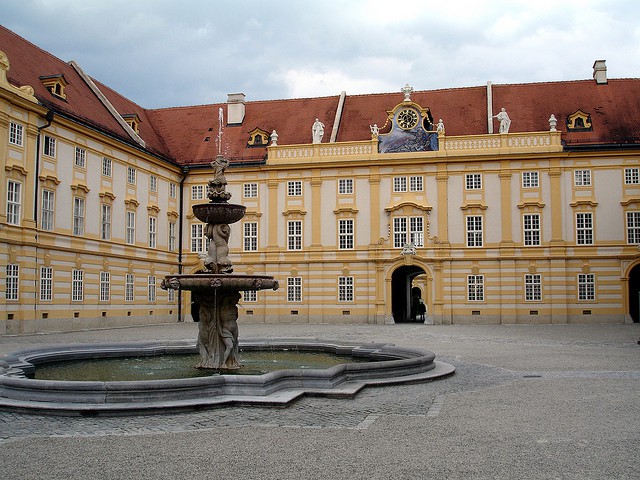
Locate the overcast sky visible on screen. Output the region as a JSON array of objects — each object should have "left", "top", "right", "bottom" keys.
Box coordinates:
[{"left": 2, "top": 0, "right": 639, "bottom": 109}]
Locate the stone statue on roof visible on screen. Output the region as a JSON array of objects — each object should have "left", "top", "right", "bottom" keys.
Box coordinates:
[
  {"left": 493, "top": 108, "right": 511, "bottom": 133},
  {"left": 436, "top": 118, "right": 445, "bottom": 134},
  {"left": 370, "top": 124, "right": 379, "bottom": 137},
  {"left": 312, "top": 118, "right": 324, "bottom": 143}
]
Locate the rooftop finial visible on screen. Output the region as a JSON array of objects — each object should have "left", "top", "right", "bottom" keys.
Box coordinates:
[{"left": 401, "top": 83, "right": 414, "bottom": 102}]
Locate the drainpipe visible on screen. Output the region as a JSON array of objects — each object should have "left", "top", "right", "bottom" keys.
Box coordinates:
[{"left": 177, "top": 165, "right": 189, "bottom": 322}]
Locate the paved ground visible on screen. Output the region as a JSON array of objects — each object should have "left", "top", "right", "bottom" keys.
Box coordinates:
[{"left": 1, "top": 321, "right": 639, "bottom": 479}]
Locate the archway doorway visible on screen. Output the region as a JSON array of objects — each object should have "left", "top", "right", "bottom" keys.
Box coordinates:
[
  {"left": 391, "top": 265, "right": 427, "bottom": 323},
  {"left": 629, "top": 264, "right": 640, "bottom": 323}
]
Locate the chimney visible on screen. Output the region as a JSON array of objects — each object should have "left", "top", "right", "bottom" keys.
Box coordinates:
[
  {"left": 227, "top": 93, "right": 246, "bottom": 125},
  {"left": 593, "top": 60, "right": 607, "bottom": 84}
]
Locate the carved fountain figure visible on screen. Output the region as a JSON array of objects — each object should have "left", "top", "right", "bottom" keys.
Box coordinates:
[{"left": 162, "top": 154, "right": 278, "bottom": 369}]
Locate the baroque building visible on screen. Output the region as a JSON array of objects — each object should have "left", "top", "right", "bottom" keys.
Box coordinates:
[{"left": 1, "top": 26, "right": 639, "bottom": 333}]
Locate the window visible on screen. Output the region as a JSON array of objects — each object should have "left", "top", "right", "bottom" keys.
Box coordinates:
[
  {"left": 148, "top": 275, "right": 156, "bottom": 302},
  {"left": 168, "top": 221, "right": 176, "bottom": 251},
  {"left": 40, "top": 267, "right": 53, "bottom": 301},
  {"left": 393, "top": 217, "right": 407, "bottom": 248},
  {"left": 102, "top": 157, "right": 112, "bottom": 177},
  {"left": 191, "top": 224, "right": 205, "bottom": 252},
  {"left": 9, "top": 121, "right": 24, "bottom": 146},
  {"left": 169, "top": 182, "right": 177, "bottom": 198},
  {"left": 74, "top": 147, "right": 86, "bottom": 168},
  {"left": 525, "top": 274, "right": 542, "bottom": 301},
  {"left": 409, "top": 176, "right": 423, "bottom": 192},
  {"left": 467, "top": 275, "right": 484, "bottom": 301},
  {"left": 574, "top": 170, "right": 591, "bottom": 187},
  {"left": 125, "top": 274, "right": 135, "bottom": 302},
  {"left": 100, "top": 271, "right": 110, "bottom": 302},
  {"left": 338, "top": 179, "right": 353, "bottom": 194},
  {"left": 243, "top": 290, "right": 257, "bottom": 302},
  {"left": 191, "top": 185, "right": 204, "bottom": 200},
  {"left": 243, "top": 183, "right": 258, "bottom": 198},
  {"left": 410, "top": 217, "right": 424, "bottom": 247},
  {"left": 338, "top": 276, "right": 354, "bottom": 302},
  {"left": 6, "top": 264, "right": 19, "bottom": 301},
  {"left": 287, "top": 220, "right": 302, "bottom": 250},
  {"left": 150, "top": 175, "right": 158, "bottom": 193},
  {"left": 43, "top": 135, "right": 56, "bottom": 157},
  {"left": 339, "top": 219, "right": 354, "bottom": 249},
  {"left": 41, "top": 189, "right": 55, "bottom": 231},
  {"left": 6, "top": 180, "right": 21, "bottom": 225},
  {"left": 466, "top": 216, "right": 483, "bottom": 247},
  {"left": 625, "top": 168, "right": 639, "bottom": 185},
  {"left": 576, "top": 213, "right": 593, "bottom": 245},
  {"left": 627, "top": 212, "right": 640, "bottom": 244},
  {"left": 578, "top": 273, "right": 595, "bottom": 301},
  {"left": 287, "top": 181, "right": 302, "bottom": 196},
  {"left": 522, "top": 171, "right": 539, "bottom": 188},
  {"left": 127, "top": 166, "right": 136, "bottom": 185},
  {"left": 393, "top": 216, "right": 424, "bottom": 248},
  {"left": 243, "top": 222, "right": 258, "bottom": 251},
  {"left": 72, "top": 197, "right": 85, "bottom": 236},
  {"left": 71, "top": 269, "right": 84, "bottom": 302},
  {"left": 523, "top": 214, "right": 541, "bottom": 246},
  {"left": 101, "top": 204, "right": 111, "bottom": 240},
  {"left": 465, "top": 173, "right": 482, "bottom": 190},
  {"left": 167, "top": 288, "right": 176, "bottom": 303},
  {"left": 287, "top": 277, "right": 302, "bottom": 302},
  {"left": 148, "top": 217, "right": 157, "bottom": 248},
  {"left": 393, "top": 177, "right": 407, "bottom": 192},
  {"left": 126, "top": 211, "right": 136, "bottom": 244}
]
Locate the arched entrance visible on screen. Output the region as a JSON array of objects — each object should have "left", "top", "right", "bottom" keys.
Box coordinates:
[
  {"left": 629, "top": 264, "right": 640, "bottom": 323},
  {"left": 391, "top": 265, "right": 427, "bottom": 323}
]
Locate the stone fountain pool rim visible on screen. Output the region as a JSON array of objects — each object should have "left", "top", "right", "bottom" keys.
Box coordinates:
[{"left": 0, "top": 338, "right": 455, "bottom": 416}]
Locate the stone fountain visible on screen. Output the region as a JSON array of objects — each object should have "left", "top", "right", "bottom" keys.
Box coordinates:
[{"left": 161, "top": 154, "right": 278, "bottom": 369}]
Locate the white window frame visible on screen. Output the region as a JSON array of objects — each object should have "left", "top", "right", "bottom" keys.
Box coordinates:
[
  {"left": 169, "top": 182, "right": 177, "bottom": 198},
  {"left": 522, "top": 171, "right": 539, "bottom": 188},
  {"left": 393, "top": 177, "right": 407, "bottom": 192},
  {"left": 578, "top": 273, "right": 595, "bottom": 301},
  {"left": 624, "top": 168, "right": 639, "bottom": 185},
  {"left": 243, "top": 221, "right": 258, "bottom": 251},
  {"left": 100, "top": 271, "right": 110, "bottom": 302},
  {"left": 148, "top": 275, "right": 157, "bottom": 302},
  {"left": 40, "top": 266, "right": 53, "bottom": 302},
  {"left": 466, "top": 215, "right": 483, "bottom": 247},
  {"left": 627, "top": 211, "right": 640, "bottom": 244},
  {"left": 74, "top": 146, "right": 86, "bottom": 168},
  {"left": 127, "top": 166, "right": 137, "bottom": 185},
  {"left": 410, "top": 217, "right": 424, "bottom": 247},
  {"left": 125, "top": 273, "right": 135, "bottom": 302},
  {"left": 126, "top": 211, "right": 136, "bottom": 245},
  {"left": 287, "top": 277, "right": 302, "bottom": 302},
  {"left": 338, "top": 178, "right": 353, "bottom": 195},
  {"left": 9, "top": 121, "right": 24, "bottom": 146},
  {"left": 465, "top": 173, "right": 482, "bottom": 190},
  {"left": 409, "top": 175, "right": 423, "bottom": 192},
  {"left": 287, "top": 181, "right": 302, "bottom": 196},
  {"left": 339, "top": 218, "right": 354, "bottom": 250},
  {"left": 148, "top": 216, "right": 157, "bottom": 248},
  {"left": 191, "top": 224, "right": 205, "bottom": 253},
  {"left": 72, "top": 197, "right": 85, "bottom": 236},
  {"left": 150, "top": 175, "right": 158, "bottom": 193},
  {"left": 574, "top": 170, "right": 591, "bottom": 187},
  {"left": 576, "top": 212, "right": 594, "bottom": 245},
  {"left": 467, "top": 275, "right": 484, "bottom": 302},
  {"left": 287, "top": 220, "right": 302, "bottom": 250},
  {"left": 243, "top": 290, "right": 257, "bottom": 302},
  {"left": 191, "top": 185, "right": 204, "bottom": 200},
  {"left": 41, "top": 189, "right": 55, "bottom": 231},
  {"left": 6, "top": 180, "right": 21, "bottom": 225},
  {"left": 243, "top": 183, "right": 258, "bottom": 198},
  {"left": 6, "top": 264, "right": 19, "bottom": 301},
  {"left": 168, "top": 221, "right": 176, "bottom": 251},
  {"left": 524, "top": 274, "right": 542, "bottom": 302},
  {"left": 101, "top": 203, "right": 111, "bottom": 240},
  {"left": 43, "top": 135, "right": 56, "bottom": 157},
  {"left": 338, "top": 276, "right": 354, "bottom": 302},
  {"left": 523, "top": 213, "right": 541, "bottom": 246},
  {"left": 102, "top": 157, "right": 112, "bottom": 177},
  {"left": 72, "top": 269, "right": 84, "bottom": 302}
]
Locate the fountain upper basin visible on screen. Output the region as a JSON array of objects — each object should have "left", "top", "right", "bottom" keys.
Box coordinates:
[{"left": 192, "top": 202, "right": 245, "bottom": 224}]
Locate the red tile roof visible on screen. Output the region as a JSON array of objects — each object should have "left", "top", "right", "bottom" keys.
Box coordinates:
[{"left": 2, "top": 25, "right": 639, "bottom": 169}]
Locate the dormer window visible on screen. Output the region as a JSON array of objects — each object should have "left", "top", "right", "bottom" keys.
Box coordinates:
[
  {"left": 247, "top": 128, "right": 270, "bottom": 147},
  {"left": 40, "top": 74, "right": 68, "bottom": 100},
  {"left": 567, "top": 110, "right": 592, "bottom": 131},
  {"left": 122, "top": 114, "right": 141, "bottom": 134}
]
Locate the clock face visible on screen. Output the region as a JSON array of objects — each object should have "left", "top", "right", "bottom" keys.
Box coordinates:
[{"left": 397, "top": 108, "right": 419, "bottom": 130}]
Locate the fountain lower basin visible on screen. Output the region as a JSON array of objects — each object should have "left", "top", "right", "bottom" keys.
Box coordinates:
[{"left": 0, "top": 338, "right": 454, "bottom": 415}]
